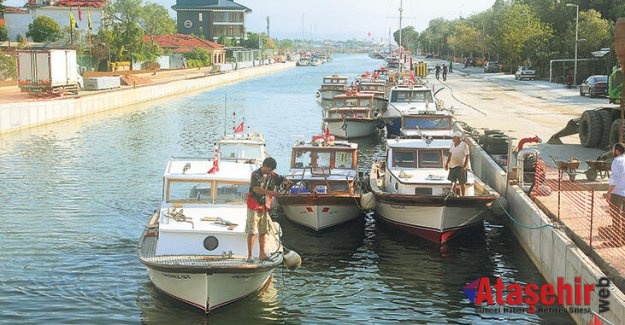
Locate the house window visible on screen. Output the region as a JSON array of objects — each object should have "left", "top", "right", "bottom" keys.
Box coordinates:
[{"left": 199, "top": 13, "right": 203, "bottom": 22}]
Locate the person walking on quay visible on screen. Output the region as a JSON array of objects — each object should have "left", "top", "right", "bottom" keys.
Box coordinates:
[
  {"left": 604, "top": 142, "right": 625, "bottom": 245},
  {"left": 442, "top": 64, "right": 448, "bottom": 81},
  {"left": 246, "top": 157, "right": 291, "bottom": 261},
  {"left": 449, "top": 59, "right": 453, "bottom": 73},
  {"left": 434, "top": 64, "right": 441, "bottom": 80},
  {"left": 445, "top": 131, "right": 470, "bottom": 196}
]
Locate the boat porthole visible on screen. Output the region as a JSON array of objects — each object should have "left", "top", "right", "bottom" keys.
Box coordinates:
[{"left": 203, "top": 236, "right": 219, "bottom": 251}]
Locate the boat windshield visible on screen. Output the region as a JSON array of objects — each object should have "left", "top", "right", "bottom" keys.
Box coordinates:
[
  {"left": 392, "top": 149, "right": 444, "bottom": 168},
  {"left": 293, "top": 150, "right": 353, "bottom": 169},
  {"left": 166, "top": 180, "right": 248, "bottom": 205},
  {"left": 334, "top": 98, "right": 371, "bottom": 108},
  {"left": 218, "top": 143, "right": 263, "bottom": 161},
  {"left": 391, "top": 90, "right": 433, "bottom": 103},
  {"left": 403, "top": 117, "right": 451, "bottom": 129}
]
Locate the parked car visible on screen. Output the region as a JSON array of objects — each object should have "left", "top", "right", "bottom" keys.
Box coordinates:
[
  {"left": 579, "top": 75, "right": 608, "bottom": 98},
  {"left": 515, "top": 66, "right": 536, "bottom": 80},
  {"left": 484, "top": 61, "right": 500, "bottom": 73}
]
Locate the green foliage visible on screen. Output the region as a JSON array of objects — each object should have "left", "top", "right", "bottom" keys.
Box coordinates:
[
  {"left": 394, "top": 26, "right": 419, "bottom": 53},
  {"left": 0, "top": 49, "right": 17, "bottom": 80},
  {"left": 0, "top": 26, "right": 7, "bottom": 42},
  {"left": 184, "top": 48, "right": 211, "bottom": 67},
  {"left": 216, "top": 35, "right": 233, "bottom": 47},
  {"left": 26, "top": 16, "right": 62, "bottom": 42},
  {"left": 275, "top": 39, "right": 294, "bottom": 50},
  {"left": 140, "top": 3, "right": 175, "bottom": 36}
]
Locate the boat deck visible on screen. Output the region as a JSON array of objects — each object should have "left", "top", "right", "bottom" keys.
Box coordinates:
[{"left": 138, "top": 234, "right": 283, "bottom": 272}]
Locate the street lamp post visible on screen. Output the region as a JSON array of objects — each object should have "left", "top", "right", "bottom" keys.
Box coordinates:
[{"left": 566, "top": 3, "right": 579, "bottom": 85}]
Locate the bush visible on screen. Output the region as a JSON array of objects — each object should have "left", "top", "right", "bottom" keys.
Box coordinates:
[
  {"left": 142, "top": 61, "right": 160, "bottom": 70},
  {"left": 0, "top": 50, "right": 17, "bottom": 80}
]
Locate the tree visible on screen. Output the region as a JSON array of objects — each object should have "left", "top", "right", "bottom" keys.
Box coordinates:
[
  {"left": 140, "top": 3, "right": 175, "bottom": 37},
  {"left": 447, "top": 22, "right": 480, "bottom": 58},
  {"left": 216, "top": 35, "right": 233, "bottom": 47},
  {"left": 576, "top": 9, "right": 612, "bottom": 59},
  {"left": 0, "top": 26, "right": 7, "bottom": 42},
  {"left": 102, "top": 0, "right": 150, "bottom": 62},
  {"left": 26, "top": 16, "right": 62, "bottom": 42}
]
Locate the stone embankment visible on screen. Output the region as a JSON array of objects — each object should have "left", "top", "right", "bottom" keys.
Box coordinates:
[{"left": 0, "top": 62, "right": 295, "bottom": 135}]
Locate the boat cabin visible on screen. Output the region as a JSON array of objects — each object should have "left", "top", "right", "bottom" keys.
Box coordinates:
[
  {"left": 163, "top": 159, "right": 253, "bottom": 205},
  {"left": 332, "top": 92, "right": 374, "bottom": 109},
  {"left": 389, "top": 85, "right": 434, "bottom": 104},
  {"left": 216, "top": 132, "right": 266, "bottom": 163},
  {"left": 288, "top": 140, "right": 358, "bottom": 194},
  {"left": 322, "top": 75, "right": 348, "bottom": 86},
  {"left": 400, "top": 114, "right": 454, "bottom": 138},
  {"left": 383, "top": 139, "right": 475, "bottom": 196}
]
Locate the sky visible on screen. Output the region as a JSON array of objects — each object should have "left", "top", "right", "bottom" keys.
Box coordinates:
[
  {"left": 235, "top": 0, "right": 496, "bottom": 40},
  {"left": 4, "top": 0, "right": 496, "bottom": 41}
]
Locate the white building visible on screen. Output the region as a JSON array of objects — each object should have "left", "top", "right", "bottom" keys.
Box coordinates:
[{"left": 4, "top": 0, "right": 105, "bottom": 41}]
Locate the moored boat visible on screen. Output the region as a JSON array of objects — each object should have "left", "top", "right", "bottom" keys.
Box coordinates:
[
  {"left": 137, "top": 156, "right": 299, "bottom": 312},
  {"left": 382, "top": 83, "right": 444, "bottom": 136},
  {"left": 317, "top": 74, "right": 349, "bottom": 100},
  {"left": 323, "top": 91, "right": 381, "bottom": 139},
  {"left": 216, "top": 124, "right": 267, "bottom": 163},
  {"left": 277, "top": 134, "right": 364, "bottom": 231},
  {"left": 366, "top": 137, "right": 499, "bottom": 244}
]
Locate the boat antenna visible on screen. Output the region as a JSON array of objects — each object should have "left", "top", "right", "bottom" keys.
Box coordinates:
[{"left": 223, "top": 94, "right": 228, "bottom": 136}]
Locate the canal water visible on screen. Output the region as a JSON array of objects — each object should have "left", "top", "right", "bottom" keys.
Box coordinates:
[{"left": 0, "top": 54, "right": 571, "bottom": 324}]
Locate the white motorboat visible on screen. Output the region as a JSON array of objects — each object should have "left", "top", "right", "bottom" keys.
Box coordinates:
[
  {"left": 323, "top": 92, "right": 381, "bottom": 139},
  {"left": 216, "top": 128, "right": 267, "bottom": 164},
  {"left": 382, "top": 83, "right": 445, "bottom": 136},
  {"left": 316, "top": 74, "right": 349, "bottom": 100},
  {"left": 399, "top": 112, "right": 455, "bottom": 139},
  {"left": 277, "top": 134, "right": 364, "bottom": 231},
  {"left": 138, "top": 157, "right": 299, "bottom": 313},
  {"left": 366, "top": 137, "right": 499, "bottom": 244}
]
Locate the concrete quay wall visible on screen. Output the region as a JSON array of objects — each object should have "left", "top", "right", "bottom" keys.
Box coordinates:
[
  {"left": 467, "top": 139, "right": 625, "bottom": 324},
  {"left": 0, "top": 62, "right": 295, "bottom": 135}
]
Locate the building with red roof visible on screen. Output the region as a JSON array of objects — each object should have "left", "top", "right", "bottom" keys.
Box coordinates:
[{"left": 144, "top": 34, "right": 226, "bottom": 64}]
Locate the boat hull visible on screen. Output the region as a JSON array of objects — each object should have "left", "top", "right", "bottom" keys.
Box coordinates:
[
  {"left": 325, "top": 119, "right": 378, "bottom": 139},
  {"left": 147, "top": 267, "right": 273, "bottom": 312},
  {"left": 278, "top": 195, "right": 364, "bottom": 231},
  {"left": 138, "top": 231, "right": 283, "bottom": 313},
  {"left": 372, "top": 197, "right": 489, "bottom": 243},
  {"left": 369, "top": 178, "right": 495, "bottom": 244}
]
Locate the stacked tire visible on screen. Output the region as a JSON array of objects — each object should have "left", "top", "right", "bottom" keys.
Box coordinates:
[
  {"left": 481, "top": 129, "right": 509, "bottom": 154},
  {"left": 578, "top": 109, "right": 621, "bottom": 149}
]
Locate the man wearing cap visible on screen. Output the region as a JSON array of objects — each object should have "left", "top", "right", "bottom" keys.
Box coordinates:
[{"left": 445, "top": 131, "right": 470, "bottom": 196}]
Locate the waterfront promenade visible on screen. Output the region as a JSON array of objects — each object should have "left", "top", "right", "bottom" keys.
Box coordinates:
[{"left": 0, "top": 61, "right": 295, "bottom": 134}]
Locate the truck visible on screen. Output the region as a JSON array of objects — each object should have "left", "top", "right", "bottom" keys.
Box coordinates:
[{"left": 17, "top": 49, "right": 82, "bottom": 96}]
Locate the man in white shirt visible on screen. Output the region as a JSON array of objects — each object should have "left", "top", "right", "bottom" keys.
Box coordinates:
[
  {"left": 445, "top": 131, "right": 470, "bottom": 196},
  {"left": 605, "top": 142, "right": 625, "bottom": 245}
]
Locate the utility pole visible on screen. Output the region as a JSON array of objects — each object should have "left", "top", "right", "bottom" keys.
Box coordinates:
[{"left": 266, "top": 16, "right": 270, "bottom": 38}]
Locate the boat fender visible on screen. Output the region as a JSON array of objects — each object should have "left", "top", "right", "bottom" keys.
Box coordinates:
[
  {"left": 489, "top": 197, "right": 508, "bottom": 217},
  {"left": 360, "top": 192, "right": 377, "bottom": 210},
  {"left": 283, "top": 249, "right": 302, "bottom": 270}
]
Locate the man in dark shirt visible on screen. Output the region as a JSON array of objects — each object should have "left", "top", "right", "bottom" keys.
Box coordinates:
[{"left": 246, "top": 157, "right": 291, "bottom": 261}]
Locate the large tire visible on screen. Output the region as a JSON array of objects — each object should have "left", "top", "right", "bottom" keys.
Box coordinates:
[
  {"left": 487, "top": 133, "right": 509, "bottom": 144},
  {"left": 486, "top": 143, "right": 508, "bottom": 154},
  {"left": 609, "top": 119, "right": 625, "bottom": 148},
  {"left": 578, "top": 110, "right": 602, "bottom": 147},
  {"left": 598, "top": 109, "right": 613, "bottom": 148},
  {"left": 484, "top": 129, "right": 503, "bottom": 136}
]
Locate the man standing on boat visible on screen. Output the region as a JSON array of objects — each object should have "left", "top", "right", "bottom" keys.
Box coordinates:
[
  {"left": 246, "top": 157, "right": 291, "bottom": 261},
  {"left": 445, "top": 131, "right": 470, "bottom": 196}
]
